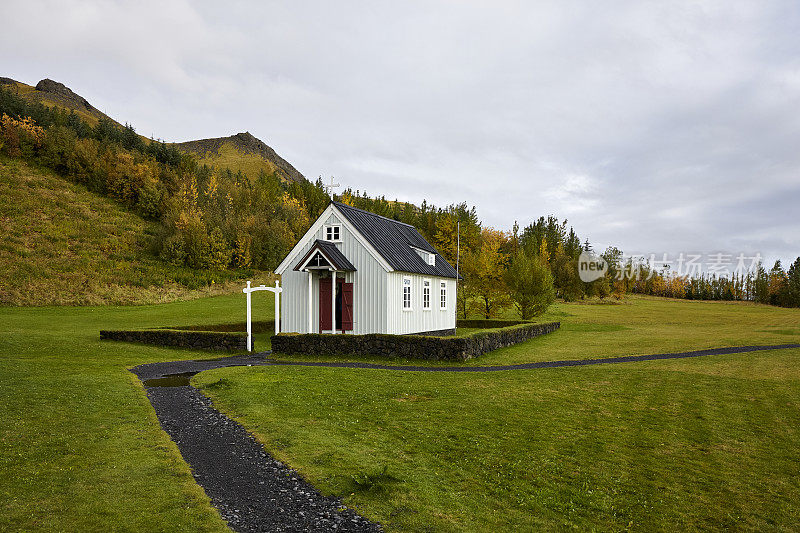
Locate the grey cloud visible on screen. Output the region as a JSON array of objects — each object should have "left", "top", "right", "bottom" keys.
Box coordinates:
[{"left": 1, "top": 0, "right": 797, "bottom": 264}]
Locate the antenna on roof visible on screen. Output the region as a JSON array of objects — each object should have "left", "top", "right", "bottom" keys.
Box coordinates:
[{"left": 324, "top": 175, "right": 340, "bottom": 199}]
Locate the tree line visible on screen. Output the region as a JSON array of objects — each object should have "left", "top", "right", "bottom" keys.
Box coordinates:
[{"left": 629, "top": 259, "right": 800, "bottom": 308}]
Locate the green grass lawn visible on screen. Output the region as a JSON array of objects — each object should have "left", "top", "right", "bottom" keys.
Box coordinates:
[
  {"left": 474, "top": 295, "right": 800, "bottom": 365},
  {"left": 194, "top": 296, "right": 800, "bottom": 531},
  {"left": 273, "top": 296, "right": 800, "bottom": 366},
  {"left": 196, "top": 349, "right": 800, "bottom": 532},
  {"left": 0, "top": 292, "right": 275, "bottom": 531},
  {"left": 2, "top": 293, "right": 799, "bottom": 531}
]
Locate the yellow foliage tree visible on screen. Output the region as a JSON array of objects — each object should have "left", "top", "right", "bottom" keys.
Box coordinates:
[
  {"left": 538, "top": 237, "right": 550, "bottom": 264},
  {"left": 432, "top": 213, "right": 458, "bottom": 266},
  {"left": 468, "top": 227, "right": 511, "bottom": 318}
]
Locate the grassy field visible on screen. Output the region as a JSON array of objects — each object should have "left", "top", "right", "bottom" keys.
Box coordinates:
[
  {"left": 273, "top": 296, "right": 800, "bottom": 366},
  {"left": 0, "top": 157, "right": 266, "bottom": 305},
  {"left": 195, "top": 296, "right": 800, "bottom": 531},
  {"left": 475, "top": 296, "right": 800, "bottom": 365},
  {"left": 2, "top": 293, "right": 799, "bottom": 531},
  {"left": 0, "top": 292, "right": 275, "bottom": 531}
]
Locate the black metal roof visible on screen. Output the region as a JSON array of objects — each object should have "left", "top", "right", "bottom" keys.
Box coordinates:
[
  {"left": 333, "top": 202, "right": 461, "bottom": 279},
  {"left": 294, "top": 239, "right": 357, "bottom": 271}
]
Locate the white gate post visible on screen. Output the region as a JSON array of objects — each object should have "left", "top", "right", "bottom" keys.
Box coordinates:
[
  {"left": 243, "top": 280, "right": 282, "bottom": 352},
  {"left": 245, "top": 280, "right": 252, "bottom": 352},
  {"left": 274, "top": 280, "right": 280, "bottom": 335}
]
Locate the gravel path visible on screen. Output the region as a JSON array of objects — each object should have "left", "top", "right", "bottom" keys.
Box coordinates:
[
  {"left": 131, "top": 356, "right": 380, "bottom": 533},
  {"left": 267, "top": 343, "right": 800, "bottom": 372},
  {"left": 131, "top": 342, "right": 800, "bottom": 531},
  {"left": 133, "top": 353, "right": 270, "bottom": 381}
]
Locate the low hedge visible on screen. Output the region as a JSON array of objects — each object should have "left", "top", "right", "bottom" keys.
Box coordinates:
[
  {"left": 100, "top": 329, "right": 247, "bottom": 351},
  {"left": 271, "top": 321, "right": 560, "bottom": 361}
]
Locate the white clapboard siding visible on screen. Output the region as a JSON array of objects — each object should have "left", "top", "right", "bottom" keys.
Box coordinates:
[
  {"left": 386, "top": 272, "right": 456, "bottom": 334},
  {"left": 280, "top": 211, "right": 389, "bottom": 334}
]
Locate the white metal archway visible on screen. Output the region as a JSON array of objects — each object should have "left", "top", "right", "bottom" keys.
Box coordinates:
[{"left": 242, "top": 280, "right": 282, "bottom": 352}]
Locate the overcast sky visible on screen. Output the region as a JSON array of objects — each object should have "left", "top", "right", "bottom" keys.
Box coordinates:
[{"left": 3, "top": 0, "right": 799, "bottom": 267}]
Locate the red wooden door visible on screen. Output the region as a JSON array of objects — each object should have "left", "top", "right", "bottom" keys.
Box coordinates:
[
  {"left": 319, "top": 278, "right": 332, "bottom": 331},
  {"left": 342, "top": 282, "right": 353, "bottom": 331}
]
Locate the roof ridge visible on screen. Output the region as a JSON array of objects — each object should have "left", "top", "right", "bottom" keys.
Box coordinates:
[{"left": 332, "top": 201, "right": 414, "bottom": 227}]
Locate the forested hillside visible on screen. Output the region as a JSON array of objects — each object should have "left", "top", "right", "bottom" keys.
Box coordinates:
[
  {"left": 0, "top": 80, "right": 487, "bottom": 306},
  {"left": 0, "top": 157, "right": 250, "bottom": 305}
]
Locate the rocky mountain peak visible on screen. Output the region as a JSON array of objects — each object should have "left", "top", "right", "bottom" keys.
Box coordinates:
[{"left": 34, "top": 78, "right": 97, "bottom": 114}]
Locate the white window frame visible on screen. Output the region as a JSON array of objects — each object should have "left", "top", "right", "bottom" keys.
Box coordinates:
[
  {"left": 423, "top": 278, "right": 431, "bottom": 310},
  {"left": 427, "top": 253, "right": 435, "bottom": 265},
  {"left": 402, "top": 276, "right": 412, "bottom": 311},
  {"left": 324, "top": 224, "right": 341, "bottom": 242},
  {"left": 440, "top": 280, "right": 447, "bottom": 310}
]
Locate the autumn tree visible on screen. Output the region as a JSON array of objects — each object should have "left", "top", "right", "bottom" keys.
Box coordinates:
[
  {"left": 468, "top": 227, "right": 511, "bottom": 318},
  {"left": 432, "top": 212, "right": 459, "bottom": 266},
  {"left": 551, "top": 245, "right": 584, "bottom": 301},
  {"left": 768, "top": 260, "right": 789, "bottom": 307},
  {"left": 456, "top": 247, "right": 478, "bottom": 319},
  {"left": 601, "top": 246, "right": 623, "bottom": 282},
  {"left": 504, "top": 251, "right": 555, "bottom": 318},
  {"left": 593, "top": 276, "right": 611, "bottom": 299}
]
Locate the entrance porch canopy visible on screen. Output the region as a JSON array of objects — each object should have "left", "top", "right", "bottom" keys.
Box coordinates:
[
  {"left": 293, "top": 240, "right": 356, "bottom": 334},
  {"left": 293, "top": 239, "right": 357, "bottom": 272}
]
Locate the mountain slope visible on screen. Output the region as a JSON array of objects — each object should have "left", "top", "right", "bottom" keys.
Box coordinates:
[
  {"left": 0, "top": 77, "right": 120, "bottom": 126},
  {"left": 2, "top": 77, "right": 307, "bottom": 183},
  {"left": 175, "top": 132, "right": 306, "bottom": 183},
  {"left": 0, "top": 157, "right": 251, "bottom": 305}
]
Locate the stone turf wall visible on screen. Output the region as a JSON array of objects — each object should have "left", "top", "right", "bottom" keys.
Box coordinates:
[
  {"left": 271, "top": 321, "right": 560, "bottom": 361},
  {"left": 100, "top": 329, "right": 247, "bottom": 351}
]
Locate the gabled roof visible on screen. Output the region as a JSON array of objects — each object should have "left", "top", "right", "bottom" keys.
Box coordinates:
[
  {"left": 332, "top": 202, "right": 461, "bottom": 279},
  {"left": 294, "top": 239, "right": 357, "bottom": 271}
]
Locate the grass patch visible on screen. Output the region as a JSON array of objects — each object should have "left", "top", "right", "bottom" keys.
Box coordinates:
[
  {"left": 196, "top": 345, "right": 800, "bottom": 531},
  {"left": 469, "top": 295, "right": 800, "bottom": 366},
  {"left": 0, "top": 291, "right": 275, "bottom": 530},
  {"left": 759, "top": 327, "right": 800, "bottom": 336},
  {"left": 195, "top": 296, "right": 800, "bottom": 530},
  {"left": 2, "top": 287, "right": 798, "bottom": 530},
  {"left": 454, "top": 327, "right": 487, "bottom": 336},
  {"left": 474, "top": 295, "right": 800, "bottom": 365},
  {"left": 350, "top": 465, "right": 404, "bottom": 494},
  {"left": 267, "top": 296, "right": 800, "bottom": 367}
]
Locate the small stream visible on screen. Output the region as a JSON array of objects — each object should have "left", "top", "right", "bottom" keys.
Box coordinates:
[{"left": 142, "top": 372, "right": 197, "bottom": 388}]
